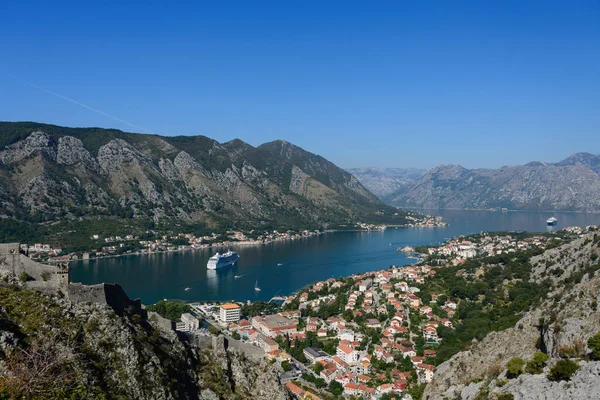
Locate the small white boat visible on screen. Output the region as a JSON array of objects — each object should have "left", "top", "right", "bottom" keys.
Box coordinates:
[
  {"left": 184, "top": 287, "right": 191, "bottom": 291},
  {"left": 234, "top": 275, "right": 241, "bottom": 279},
  {"left": 277, "top": 263, "right": 284, "bottom": 266},
  {"left": 254, "top": 280, "right": 261, "bottom": 291}
]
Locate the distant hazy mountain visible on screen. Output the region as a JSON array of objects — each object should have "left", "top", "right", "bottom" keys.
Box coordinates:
[
  {"left": 346, "top": 167, "right": 426, "bottom": 199},
  {"left": 388, "top": 153, "right": 600, "bottom": 212},
  {"left": 0, "top": 122, "right": 409, "bottom": 244}
]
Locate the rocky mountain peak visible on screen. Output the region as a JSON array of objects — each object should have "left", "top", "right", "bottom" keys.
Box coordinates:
[
  {"left": 346, "top": 167, "right": 426, "bottom": 199},
  {"left": 0, "top": 130, "right": 57, "bottom": 164},
  {"left": 259, "top": 139, "right": 298, "bottom": 160},
  {"left": 56, "top": 135, "right": 97, "bottom": 168},
  {"left": 426, "top": 164, "right": 468, "bottom": 179},
  {"left": 222, "top": 138, "right": 256, "bottom": 161},
  {"left": 525, "top": 161, "right": 550, "bottom": 167},
  {"left": 555, "top": 152, "right": 600, "bottom": 167}
]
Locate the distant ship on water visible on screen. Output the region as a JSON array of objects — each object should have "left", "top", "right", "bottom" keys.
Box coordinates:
[
  {"left": 207, "top": 251, "right": 240, "bottom": 269},
  {"left": 547, "top": 217, "right": 558, "bottom": 226}
]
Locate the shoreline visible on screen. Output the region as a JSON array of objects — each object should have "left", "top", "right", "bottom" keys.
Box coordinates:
[
  {"left": 178, "top": 227, "right": 587, "bottom": 305},
  {"left": 67, "top": 223, "right": 446, "bottom": 264},
  {"left": 402, "top": 207, "right": 600, "bottom": 214},
  {"left": 71, "top": 222, "right": 596, "bottom": 305},
  {"left": 69, "top": 230, "right": 332, "bottom": 264}
]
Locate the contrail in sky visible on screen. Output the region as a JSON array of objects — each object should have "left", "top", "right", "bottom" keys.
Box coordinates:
[{"left": 1, "top": 69, "right": 152, "bottom": 134}]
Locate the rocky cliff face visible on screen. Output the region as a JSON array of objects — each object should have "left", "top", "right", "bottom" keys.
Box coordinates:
[
  {"left": 0, "top": 285, "right": 289, "bottom": 400},
  {"left": 424, "top": 233, "right": 600, "bottom": 399},
  {"left": 389, "top": 155, "right": 600, "bottom": 211},
  {"left": 259, "top": 140, "right": 381, "bottom": 207},
  {"left": 346, "top": 167, "right": 425, "bottom": 199},
  {"left": 0, "top": 122, "right": 407, "bottom": 238}
]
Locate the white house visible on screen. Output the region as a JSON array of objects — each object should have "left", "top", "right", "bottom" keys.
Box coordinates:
[
  {"left": 358, "top": 279, "right": 373, "bottom": 292},
  {"left": 336, "top": 344, "right": 359, "bottom": 364},
  {"left": 176, "top": 313, "right": 200, "bottom": 332},
  {"left": 338, "top": 329, "right": 355, "bottom": 341}
]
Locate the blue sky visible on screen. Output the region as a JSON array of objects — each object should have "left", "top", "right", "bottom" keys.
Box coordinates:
[{"left": 1, "top": 1, "right": 598, "bottom": 169}]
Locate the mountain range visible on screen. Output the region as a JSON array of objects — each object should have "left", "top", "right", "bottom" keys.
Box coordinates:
[
  {"left": 0, "top": 122, "right": 407, "bottom": 245},
  {"left": 353, "top": 154, "right": 600, "bottom": 212},
  {"left": 345, "top": 167, "right": 426, "bottom": 198}
]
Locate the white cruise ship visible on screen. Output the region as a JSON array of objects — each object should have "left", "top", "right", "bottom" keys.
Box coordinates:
[
  {"left": 207, "top": 251, "right": 240, "bottom": 269},
  {"left": 547, "top": 217, "right": 558, "bottom": 226}
]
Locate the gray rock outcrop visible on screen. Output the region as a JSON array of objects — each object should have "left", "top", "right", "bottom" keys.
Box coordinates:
[
  {"left": 56, "top": 135, "right": 97, "bottom": 168},
  {"left": 493, "top": 361, "right": 600, "bottom": 399},
  {"left": 424, "top": 233, "right": 600, "bottom": 399}
]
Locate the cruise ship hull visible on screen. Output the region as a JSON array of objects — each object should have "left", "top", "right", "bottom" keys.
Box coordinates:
[{"left": 207, "top": 253, "right": 240, "bottom": 269}]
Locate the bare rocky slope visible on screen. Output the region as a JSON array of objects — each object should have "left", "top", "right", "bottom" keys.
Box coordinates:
[
  {"left": 424, "top": 233, "right": 600, "bottom": 399},
  {"left": 388, "top": 154, "right": 600, "bottom": 211},
  {"left": 346, "top": 167, "right": 425, "bottom": 199},
  {"left": 0, "top": 284, "right": 289, "bottom": 400},
  {"left": 0, "top": 122, "right": 409, "bottom": 243}
]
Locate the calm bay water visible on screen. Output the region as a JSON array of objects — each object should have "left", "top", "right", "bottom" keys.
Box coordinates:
[{"left": 70, "top": 210, "right": 600, "bottom": 304}]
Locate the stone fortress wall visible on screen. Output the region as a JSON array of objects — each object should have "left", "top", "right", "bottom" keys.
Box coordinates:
[
  {"left": 0, "top": 243, "right": 69, "bottom": 294},
  {"left": 68, "top": 282, "right": 145, "bottom": 316},
  {"left": 0, "top": 243, "right": 144, "bottom": 316},
  {"left": 194, "top": 334, "right": 266, "bottom": 362},
  {"left": 0, "top": 243, "right": 211, "bottom": 339}
]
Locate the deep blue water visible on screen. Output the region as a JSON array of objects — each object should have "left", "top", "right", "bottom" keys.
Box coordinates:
[{"left": 70, "top": 210, "right": 600, "bottom": 304}]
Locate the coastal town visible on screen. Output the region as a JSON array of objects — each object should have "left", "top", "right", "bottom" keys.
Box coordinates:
[
  {"left": 22, "top": 229, "right": 323, "bottom": 263},
  {"left": 22, "top": 215, "right": 446, "bottom": 263},
  {"left": 166, "top": 225, "right": 597, "bottom": 400}
]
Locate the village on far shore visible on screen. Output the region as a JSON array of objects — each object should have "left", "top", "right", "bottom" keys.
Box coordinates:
[
  {"left": 20, "top": 213, "right": 446, "bottom": 263},
  {"left": 167, "top": 224, "right": 596, "bottom": 400}
]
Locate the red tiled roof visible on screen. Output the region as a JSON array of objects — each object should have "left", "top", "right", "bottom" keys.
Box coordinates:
[
  {"left": 285, "top": 382, "right": 304, "bottom": 396},
  {"left": 337, "top": 344, "right": 354, "bottom": 355},
  {"left": 358, "top": 384, "right": 374, "bottom": 393},
  {"left": 418, "top": 363, "right": 436, "bottom": 371}
]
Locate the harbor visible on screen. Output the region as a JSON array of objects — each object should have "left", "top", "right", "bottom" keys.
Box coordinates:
[{"left": 70, "top": 209, "right": 600, "bottom": 304}]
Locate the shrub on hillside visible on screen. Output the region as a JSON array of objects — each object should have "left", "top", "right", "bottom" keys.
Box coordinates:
[
  {"left": 549, "top": 359, "right": 580, "bottom": 381},
  {"left": 506, "top": 357, "right": 525, "bottom": 378},
  {"left": 496, "top": 394, "right": 514, "bottom": 400},
  {"left": 525, "top": 352, "right": 548, "bottom": 374},
  {"left": 588, "top": 332, "right": 600, "bottom": 360}
]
